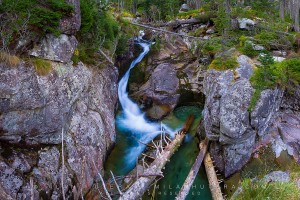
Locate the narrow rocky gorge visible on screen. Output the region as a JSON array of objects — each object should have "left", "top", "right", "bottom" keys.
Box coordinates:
[{"left": 1, "top": 0, "right": 300, "bottom": 199}]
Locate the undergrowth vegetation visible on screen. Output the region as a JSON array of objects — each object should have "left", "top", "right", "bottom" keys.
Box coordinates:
[
  {"left": 0, "top": 0, "right": 74, "bottom": 52},
  {"left": 75, "top": 0, "right": 120, "bottom": 64},
  {"left": 209, "top": 56, "right": 238, "bottom": 70},
  {"left": 232, "top": 179, "right": 300, "bottom": 200},
  {"left": 249, "top": 57, "right": 300, "bottom": 111},
  {"left": 241, "top": 42, "right": 259, "bottom": 58}
]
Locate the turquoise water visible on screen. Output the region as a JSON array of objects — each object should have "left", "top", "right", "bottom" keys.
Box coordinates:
[{"left": 104, "top": 106, "right": 212, "bottom": 200}]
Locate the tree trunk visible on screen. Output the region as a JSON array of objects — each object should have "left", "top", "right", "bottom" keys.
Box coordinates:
[
  {"left": 118, "top": 116, "right": 195, "bottom": 200},
  {"left": 280, "top": 0, "right": 286, "bottom": 20},
  {"left": 225, "top": 0, "right": 231, "bottom": 13},
  {"left": 195, "top": 0, "right": 201, "bottom": 9},
  {"left": 294, "top": 0, "right": 300, "bottom": 31},
  {"left": 175, "top": 138, "right": 209, "bottom": 200},
  {"left": 157, "top": 18, "right": 205, "bottom": 27},
  {"left": 204, "top": 153, "right": 223, "bottom": 200},
  {"left": 132, "top": 0, "right": 138, "bottom": 15}
]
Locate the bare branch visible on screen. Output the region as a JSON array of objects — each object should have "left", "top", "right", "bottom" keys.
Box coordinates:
[
  {"left": 92, "top": 160, "right": 112, "bottom": 200},
  {"left": 110, "top": 171, "right": 123, "bottom": 196}
]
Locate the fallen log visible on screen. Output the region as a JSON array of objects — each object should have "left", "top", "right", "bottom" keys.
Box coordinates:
[
  {"left": 157, "top": 18, "right": 203, "bottom": 27},
  {"left": 129, "top": 22, "right": 203, "bottom": 40},
  {"left": 154, "top": 12, "right": 215, "bottom": 28},
  {"left": 204, "top": 153, "right": 223, "bottom": 200},
  {"left": 118, "top": 115, "right": 195, "bottom": 200},
  {"left": 175, "top": 138, "right": 209, "bottom": 200}
]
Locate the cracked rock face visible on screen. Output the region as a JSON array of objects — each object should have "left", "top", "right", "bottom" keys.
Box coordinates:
[
  {"left": 0, "top": 61, "right": 118, "bottom": 199},
  {"left": 203, "top": 54, "right": 300, "bottom": 178},
  {"left": 30, "top": 34, "right": 78, "bottom": 63},
  {"left": 202, "top": 55, "right": 284, "bottom": 177}
]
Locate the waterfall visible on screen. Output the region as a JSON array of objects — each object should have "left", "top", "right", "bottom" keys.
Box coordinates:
[{"left": 116, "top": 39, "right": 176, "bottom": 169}]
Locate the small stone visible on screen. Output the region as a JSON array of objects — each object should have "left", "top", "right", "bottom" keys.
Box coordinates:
[
  {"left": 253, "top": 44, "right": 265, "bottom": 51},
  {"left": 238, "top": 18, "right": 256, "bottom": 30},
  {"left": 273, "top": 50, "right": 287, "bottom": 57},
  {"left": 179, "top": 4, "right": 190, "bottom": 12},
  {"left": 262, "top": 171, "right": 290, "bottom": 183},
  {"left": 206, "top": 28, "right": 215, "bottom": 34},
  {"left": 273, "top": 56, "right": 286, "bottom": 62}
]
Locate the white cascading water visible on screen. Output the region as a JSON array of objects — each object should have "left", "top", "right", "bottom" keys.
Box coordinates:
[{"left": 117, "top": 38, "right": 176, "bottom": 168}]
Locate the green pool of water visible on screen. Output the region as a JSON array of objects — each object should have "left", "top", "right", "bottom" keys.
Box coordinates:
[{"left": 104, "top": 106, "right": 212, "bottom": 200}]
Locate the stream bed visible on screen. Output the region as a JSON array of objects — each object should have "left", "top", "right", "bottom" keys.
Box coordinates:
[
  {"left": 105, "top": 106, "right": 212, "bottom": 200},
  {"left": 104, "top": 39, "right": 212, "bottom": 200}
]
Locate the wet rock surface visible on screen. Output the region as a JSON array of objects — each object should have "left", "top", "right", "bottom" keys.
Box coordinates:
[
  {"left": 0, "top": 60, "right": 118, "bottom": 198},
  {"left": 130, "top": 35, "right": 203, "bottom": 119},
  {"left": 134, "top": 63, "right": 179, "bottom": 119}
]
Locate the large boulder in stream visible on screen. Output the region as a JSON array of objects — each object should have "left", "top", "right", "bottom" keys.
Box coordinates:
[
  {"left": 129, "top": 34, "right": 203, "bottom": 119},
  {"left": 134, "top": 63, "right": 180, "bottom": 119},
  {"left": 0, "top": 60, "right": 118, "bottom": 198}
]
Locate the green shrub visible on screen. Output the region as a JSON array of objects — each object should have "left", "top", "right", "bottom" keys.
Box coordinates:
[
  {"left": 231, "top": 7, "right": 258, "bottom": 19},
  {"left": 0, "top": 0, "right": 74, "bottom": 42},
  {"left": 77, "top": 0, "right": 120, "bottom": 64},
  {"left": 249, "top": 58, "right": 300, "bottom": 111},
  {"left": 231, "top": 179, "right": 300, "bottom": 200},
  {"left": 254, "top": 31, "right": 278, "bottom": 49},
  {"left": 201, "top": 39, "right": 223, "bottom": 56},
  {"left": 258, "top": 52, "right": 275, "bottom": 66},
  {"left": 239, "top": 35, "right": 247, "bottom": 47},
  {"left": 213, "top": 6, "right": 230, "bottom": 34},
  {"left": 115, "top": 33, "right": 129, "bottom": 57},
  {"left": 241, "top": 42, "right": 259, "bottom": 58},
  {"left": 249, "top": 52, "right": 275, "bottom": 111},
  {"left": 274, "top": 58, "right": 300, "bottom": 87},
  {"left": 209, "top": 56, "right": 238, "bottom": 71},
  {"left": 177, "top": 9, "right": 204, "bottom": 19}
]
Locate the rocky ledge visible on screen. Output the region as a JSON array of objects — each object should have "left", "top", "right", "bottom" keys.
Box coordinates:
[{"left": 0, "top": 60, "right": 118, "bottom": 199}]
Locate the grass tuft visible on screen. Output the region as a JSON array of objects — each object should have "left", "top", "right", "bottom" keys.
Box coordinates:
[
  {"left": 30, "top": 58, "right": 52, "bottom": 76},
  {"left": 0, "top": 51, "right": 21, "bottom": 67},
  {"left": 209, "top": 56, "right": 238, "bottom": 70}
]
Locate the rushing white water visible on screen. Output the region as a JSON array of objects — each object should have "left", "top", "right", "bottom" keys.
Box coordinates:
[{"left": 117, "top": 39, "right": 176, "bottom": 169}]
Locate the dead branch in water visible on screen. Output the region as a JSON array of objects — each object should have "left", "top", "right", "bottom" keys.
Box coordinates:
[{"left": 118, "top": 115, "right": 195, "bottom": 200}]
